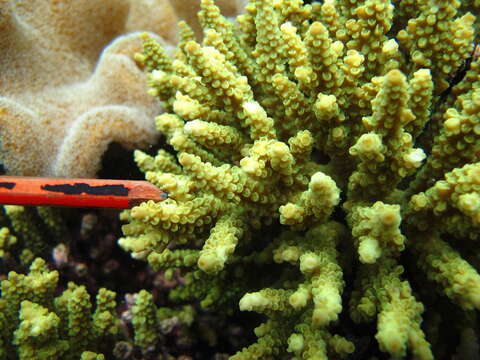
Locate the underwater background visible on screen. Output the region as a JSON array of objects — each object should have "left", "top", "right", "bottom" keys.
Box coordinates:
[{"left": 1, "top": 0, "right": 480, "bottom": 359}]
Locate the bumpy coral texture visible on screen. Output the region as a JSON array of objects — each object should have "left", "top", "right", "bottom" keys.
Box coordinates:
[
  {"left": 0, "top": 0, "right": 185, "bottom": 177},
  {"left": 121, "top": 0, "right": 480, "bottom": 359},
  {"left": 0, "top": 258, "right": 118, "bottom": 359}
]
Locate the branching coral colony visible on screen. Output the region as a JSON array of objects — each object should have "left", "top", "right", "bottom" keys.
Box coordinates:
[{"left": 120, "top": 0, "right": 480, "bottom": 358}]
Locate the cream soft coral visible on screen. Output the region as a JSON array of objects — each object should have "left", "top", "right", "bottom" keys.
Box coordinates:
[
  {"left": 0, "top": 0, "right": 181, "bottom": 177},
  {"left": 0, "top": 0, "right": 246, "bottom": 177}
]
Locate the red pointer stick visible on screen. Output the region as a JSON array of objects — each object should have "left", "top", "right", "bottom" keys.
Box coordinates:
[{"left": 0, "top": 176, "right": 167, "bottom": 209}]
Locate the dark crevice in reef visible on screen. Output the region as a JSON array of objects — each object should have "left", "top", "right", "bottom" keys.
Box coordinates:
[
  {"left": 98, "top": 138, "right": 179, "bottom": 180},
  {"left": 98, "top": 142, "right": 143, "bottom": 180},
  {"left": 99, "top": 142, "right": 152, "bottom": 180}
]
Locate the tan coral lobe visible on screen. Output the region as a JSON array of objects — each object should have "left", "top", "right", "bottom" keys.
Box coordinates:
[{"left": 0, "top": 0, "right": 182, "bottom": 177}]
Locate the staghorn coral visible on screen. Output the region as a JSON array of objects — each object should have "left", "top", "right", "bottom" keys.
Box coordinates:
[
  {"left": 0, "top": 256, "right": 202, "bottom": 359},
  {"left": 0, "top": 203, "right": 235, "bottom": 359},
  {"left": 0, "top": 258, "right": 118, "bottom": 359},
  {"left": 119, "top": 0, "right": 480, "bottom": 358},
  {"left": 0, "top": 205, "right": 68, "bottom": 265},
  {"left": 2, "top": 256, "right": 227, "bottom": 359}
]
